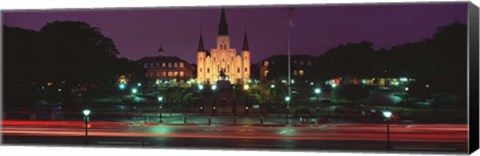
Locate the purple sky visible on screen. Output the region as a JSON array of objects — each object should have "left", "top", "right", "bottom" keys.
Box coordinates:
[{"left": 2, "top": 3, "right": 468, "bottom": 64}]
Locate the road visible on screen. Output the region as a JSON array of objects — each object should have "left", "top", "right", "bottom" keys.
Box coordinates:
[{"left": 2, "top": 120, "right": 468, "bottom": 153}]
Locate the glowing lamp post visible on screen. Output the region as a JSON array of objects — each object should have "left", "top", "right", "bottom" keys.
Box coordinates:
[
  {"left": 270, "top": 84, "right": 276, "bottom": 111},
  {"left": 314, "top": 88, "right": 321, "bottom": 121},
  {"left": 383, "top": 108, "right": 393, "bottom": 150},
  {"left": 119, "top": 83, "right": 126, "bottom": 90},
  {"left": 82, "top": 109, "right": 91, "bottom": 144},
  {"left": 285, "top": 96, "right": 291, "bottom": 124},
  {"left": 158, "top": 96, "right": 163, "bottom": 123},
  {"left": 131, "top": 88, "right": 138, "bottom": 94}
]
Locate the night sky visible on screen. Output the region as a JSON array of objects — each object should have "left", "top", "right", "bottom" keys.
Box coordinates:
[{"left": 2, "top": 3, "right": 468, "bottom": 64}]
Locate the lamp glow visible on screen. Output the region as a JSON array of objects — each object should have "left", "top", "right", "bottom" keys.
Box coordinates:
[
  {"left": 383, "top": 111, "right": 392, "bottom": 119},
  {"left": 314, "top": 88, "right": 321, "bottom": 94},
  {"left": 83, "top": 109, "right": 91, "bottom": 116}
]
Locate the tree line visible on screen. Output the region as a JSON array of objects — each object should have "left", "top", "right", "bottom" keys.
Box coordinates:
[{"left": 4, "top": 21, "right": 145, "bottom": 104}]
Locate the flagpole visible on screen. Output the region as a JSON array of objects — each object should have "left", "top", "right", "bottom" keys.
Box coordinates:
[{"left": 287, "top": 7, "right": 292, "bottom": 124}]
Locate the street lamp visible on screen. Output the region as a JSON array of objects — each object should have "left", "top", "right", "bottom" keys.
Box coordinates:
[
  {"left": 314, "top": 88, "right": 321, "bottom": 122},
  {"left": 285, "top": 96, "right": 291, "bottom": 124},
  {"left": 211, "top": 85, "right": 217, "bottom": 91},
  {"left": 137, "top": 82, "right": 142, "bottom": 87},
  {"left": 383, "top": 108, "right": 393, "bottom": 150},
  {"left": 270, "top": 84, "right": 276, "bottom": 112},
  {"left": 131, "top": 88, "right": 138, "bottom": 94},
  {"left": 82, "top": 109, "right": 91, "bottom": 144},
  {"left": 119, "top": 83, "right": 126, "bottom": 90},
  {"left": 158, "top": 96, "right": 163, "bottom": 123}
]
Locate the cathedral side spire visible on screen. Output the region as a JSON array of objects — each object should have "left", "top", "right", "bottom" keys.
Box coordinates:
[
  {"left": 218, "top": 8, "right": 229, "bottom": 35},
  {"left": 197, "top": 33, "right": 206, "bottom": 52},
  {"left": 242, "top": 32, "right": 250, "bottom": 51}
]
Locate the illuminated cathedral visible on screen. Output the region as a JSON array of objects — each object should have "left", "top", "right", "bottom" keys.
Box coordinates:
[{"left": 196, "top": 9, "right": 251, "bottom": 84}]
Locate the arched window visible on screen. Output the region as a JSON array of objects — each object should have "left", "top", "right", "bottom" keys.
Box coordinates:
[
  {"left": 237, "top": 68, "right": 240, "bottom": 73},
  {"left": 168, "top": 72, "right": 173, "bottom": 77},
  {"left": 207, "top": 68, "right": 210, "bottom": 73},
  {"left": 162, "top": 72, "right": 166, "bottom": 77},
  {"left": 179, "top": 62, "right": 184, "bottom": 68},
  {"left": 174, "top": 63, "right": 178, "bottom": 68},
  {"left": 245, "top": 68, "right": 248, "bottom": 72},
  {"left": 200, "top": 68, "right": 202, "bottom": 72},
  {"left": 156, "top": 72, "right": 161, "bottom": 77},
  {"left": 174, "top": 71, "right": 178, "bottom": 77},
  {"left": 180, "top": 71, "right": 184, "bottom": 77}
]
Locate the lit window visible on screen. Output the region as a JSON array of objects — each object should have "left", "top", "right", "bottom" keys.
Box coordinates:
[
  {"left": 180, "top": 62, "right": 184, "bottom": 68},
  {"left": 180, "top": 71, "right": 184, "bottom": 77},
  {"left": 293, "top": 70, "right": 298, "bottom": 76},
  {"left": 264, "top": 61, "right": 269, "bottom": 66},
  {"left": 162, "top": 72, "right": 166, "bottom": 77},
  {"left": 264, "top": 70, "right": 269, "bottom": 77},
  {"left": 299, "top": 70, "right": 304, "bottom": 76},
  {"left": 174, "top": 71, "right": 178, "bottom": 77},
  {"left": 174, "top": 63, "right": 178, "bottom": 68},
  {"left": 168, "top": 72, "right": 173, "bottom": 77},
  {"left": 162, "top": 63, "right": 166, "bottom": 67},
  {"left": 168, "top": 63, "right": 172, "bottom": 68}
]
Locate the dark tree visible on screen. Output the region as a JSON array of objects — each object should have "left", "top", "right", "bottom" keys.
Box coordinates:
[
  {"left": 314, "top": 41, "right": 377, "bottom": 81},
  {"left": 40, "top": 21, "right": 119, "bottom": 84},
  {"left": 335, "top": 84, "right": 369, "bottom": 103}
]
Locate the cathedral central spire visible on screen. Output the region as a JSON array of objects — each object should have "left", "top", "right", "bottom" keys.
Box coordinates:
[{"left": 218, "top": 8, "right": 229, "bottom": 35}]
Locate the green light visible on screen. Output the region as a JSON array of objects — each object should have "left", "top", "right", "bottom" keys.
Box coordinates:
[
  {"left": 137, "top": 83, "right": 142, "bottom": 87},
  {"left": 131, "top": 88, "right": 138, "bottom": 94},
  {"left": 248, "top": 79, "right": 252, "bottom": 83},
  {"left": 83, "top": 109, "right": 91, "bottom": 116},
  {"left": 119, "top": 84, "right": 126, "bottom": 90},
  {"left": 211, "top": 85, "right": 217, "bottom": 91},
  {"left": 405, "top": 87, "right": 409, "bottom": 91},
  {"left": 155, "top": 80, "right": 160, "bottom": 85},
  {"left": 278, "top": 128, "right": 296, "bottom": 135},
  {"left": 157, "top": 96, "right": 163, "bottom": 102},
  {"left": 383, "top": 111, "right": 392, "bottom": 119},
  {"left": 198, "top": 85, "right": 204, "bottom": 90},
  {"left": 400, "top": 77, "right": 408, "bottom": 82},
  {"left": 285, "top": 96, "right": 291, "bottom": 102},
  {"left": 314, "top": 88, "right": 321, "bottom": 94},
  {"left": 270, "top": 84, "right": 275, "bottom": 89},
  {"left": 331, "top": 84, "right": 337, "bottom": 88}
]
